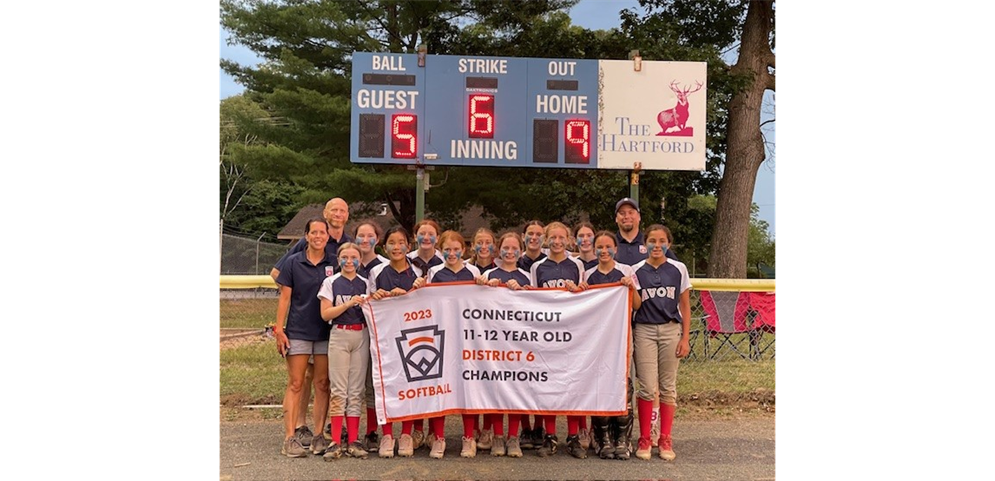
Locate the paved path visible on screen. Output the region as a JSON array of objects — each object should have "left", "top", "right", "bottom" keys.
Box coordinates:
[{"left": 221, "top": 415, "right": 774, "bottom": 480}]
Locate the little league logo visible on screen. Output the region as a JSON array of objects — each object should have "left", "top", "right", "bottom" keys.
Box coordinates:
[{"left": 395, "top": 326, "right": 445, "bottom": 382}]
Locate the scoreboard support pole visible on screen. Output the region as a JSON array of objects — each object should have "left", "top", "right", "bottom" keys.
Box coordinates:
[
  {"left": 413, "top": 165, "right": 425, "bottom": 223},
  {"left": 630, "top": 161, "right": 642, "bottom": 205}
]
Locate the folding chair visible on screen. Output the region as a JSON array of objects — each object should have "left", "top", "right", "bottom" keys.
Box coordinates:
[
  {"left": 749, "top": 292, "right": 775, "bottom": 359},
  {"left": 699, "top": 290, "right": 755, "bottom": 361}
]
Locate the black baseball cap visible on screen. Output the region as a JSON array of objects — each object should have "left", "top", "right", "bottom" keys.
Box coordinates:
[{"left": 615, "top": 197, "right": 639, "bottom": 214}]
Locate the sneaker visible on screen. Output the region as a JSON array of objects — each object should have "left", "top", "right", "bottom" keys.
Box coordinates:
[
  {"left": 321, "top": 442, "right": 343, "bottom": 461},
  {"left": 378, "top": 434, "right": 395, "bottom": 458},
  {"left": 635, "top": 437, "right": 652, "bottom": 460},
  {"left": 346, "top": 441, "right": 369, "bottom": 459},
  {"left": 429, "top": 436, "right": 446, "bottom": 459},
  {"left": 398, "top": 433, "right": 414, "bottom": 457},
  {"left": 614, "top": 436, "right": 631, "bottom": 460},
  {"left": 578, "top": 428, "right": 592, "bottom": 450},
  {"left": 294, "top": 426, "right": 313, "bottom": 448},
  {"left": 478, "top": 428, "right": 493, "bottom": 450},
  {"left": 364, "top": 431, "right": 380, "bottom": 452},
  {"left": 506, "top": 436, "right": 523, "bottom": 458},
  {"left": 491, "top": 435, "right": 506, "bottom": 456},
  {"left": 658, "top": 434, "right": 676, "bottom": 461},
  {"left": 282, "top": 437, "right": 308, "bottom": 458},
  {"left": 311, "top": 434, "right": 329, "bottom": 455},
  {"left": 537, "top": 434, "right": 558, "bottom": 457},
  {"left": 566, "top": 435, "right": 587, "bottom": 459},
  {"left": 412, "top": 429, "right": 426, "bottom": 450},
  {"left": 460, "top": 436, "right": 477, "bottom": 458},
  {"left": 520, "top": 429, "right": 534, "bottom": 449}
]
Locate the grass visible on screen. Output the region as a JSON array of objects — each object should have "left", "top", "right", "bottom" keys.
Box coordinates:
[
  {"left": 221, "top": 298, "right": 277, "bottom": 330},
  {"left": 220, "top": 341, "right": 286, "bottom": 405}
]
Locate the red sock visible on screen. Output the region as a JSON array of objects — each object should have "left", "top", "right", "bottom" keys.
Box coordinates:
[
  {"left": 431, "top": 416, "right": 446, "bottom": 439},
  {"left": 462, "top": 414, "right": 476, "bottom": 438},
  {"left": 329, "top": 416, "right": 344, "bottom": 445},
  {"left": 567, "top": 416, "right": 580, "bottom": 436},
  {"left": 416, "top": 418, "right": 425, "bottom": 434},
  {"left": 508, "top": 415, "right": 521, "bottom": 437},
  {"left": 535, "top": 415, "right": 545, "bottom": 430},
  {"left": 544, "top": 416, "right": 556, "bottom": 435},
  {"left": 401, "top": 420, "right": 413, "bottom": 435},
  {"left": 346, "top": 416, "right": 360, "bottom": 443},
  {"left": 366, "top": 408, "right": 378, "bottom": 434},
  {"left": 489, "top": 414, "right": 504, "bottom": 436},
  {"left": 579, "top": 416, "right": 588, "bottom": 430},
  {"left": 660, "top": 403, "right": 676, "bottom": 437},
  {"left": 384, "top": 423, "right": 394, "bottom": 438},
  {"left": 638, "top": 398, "right": 654, "bottom": 439}
]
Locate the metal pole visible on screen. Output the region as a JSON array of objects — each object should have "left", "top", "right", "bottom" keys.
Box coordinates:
[
  {"left": 630, "top": 161, "right": 641, "bottom": 204},
  {"left": 415, "top": 165, "right": 425, "bottom": 223},
  {"left": 255, "top": 233, "right": 265, "bottom": 275}
]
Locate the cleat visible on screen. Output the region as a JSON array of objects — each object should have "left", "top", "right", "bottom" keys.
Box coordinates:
[
  {"left": 537, "top": 434, "right": 558, "bottom": 457},
  {"left": 635, "top": 437, "right": 652, "bottom": 460},
  {"left": 429, "top": 437, "right": 446, "bottom": 459},
  {"left": 364, "top": 431, "right": 380, "bottom": 452},
  {"left": 566, "top": 435, "right": 587, "bottom": 459},
  {"left": 460, "top": 436, "right": 477, "bottom": 458},
  {"left": 398, "top": 433, "right": 414, "bottom": 457},
  {"left": 658, "top": 434, "right": 676, "bottom": 461},
  {"left": 412, "top": 429, "right": 426, "bottom": 450},
  {"left": 506, "top": 436, "right": 523, "bottom": 458},
  {"left": 491, "top": 435, "right": 506, "bottom": 456},
  {"left": 378, "top": 434, "right": 395, "bottom": 458},
  {"left": 322, "top": 442, "right": 343, "bottom": 461},
  {"left": 346, "top": 441, "right": 368, "bottom": 459}
]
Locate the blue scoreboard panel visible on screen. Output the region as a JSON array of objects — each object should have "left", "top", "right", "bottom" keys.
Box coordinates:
[{"left": 350, "top": 52, "right": 706, "bottom": 171}]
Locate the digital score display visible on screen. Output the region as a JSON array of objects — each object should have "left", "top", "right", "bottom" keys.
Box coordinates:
[{"left": 350, "top": 52, "right": 707, "bottom": 170}]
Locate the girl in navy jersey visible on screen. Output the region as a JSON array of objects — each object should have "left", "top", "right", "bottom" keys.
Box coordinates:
[
  {"left": 273, "top": 218, "right": 336, "bottom": 458},
  {"left": 573, "top": 222, "right": 598, "bottom": 271},
  {"left": 476, "top": 231, "right": 531, "bottom": 458},
  {"left": 408, "top": 219, "right": 444, "bottom": 277},
  {"left": 404, "top": 219, "right": 442, "bottom": 449},
  {"left": 529, "top": 221, "right": 586, "bottom": 457},
  {"left": 517, "top": 220, "right": 547, "bottom": 272},
  {"left": 317, "top": 243, "right": 371, "bottom": 460},
  {"left": 579, "top": 231, "right": 642, "bottom": 460},
  {"left": 628, "top": 225, "right": 691, "bottom": 462},
  {"left": 354, "top": 222, "right": 387, "bottom": 279},
  {"left": 422, "top": 231, "right": 481, "bottom": 458},
  {"left": 466, "top": 227, "right": 497, "bottom": 272},
  {"left": 367, "top": 226, "right": 426, "bottom": 458},
  {"left": 353, "top": 222, "right": 389, "bottom": 450}
]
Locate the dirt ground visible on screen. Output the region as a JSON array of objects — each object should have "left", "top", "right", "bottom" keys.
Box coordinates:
[{"left": 221, "top": 331, "right": 775, "bottom": 421}]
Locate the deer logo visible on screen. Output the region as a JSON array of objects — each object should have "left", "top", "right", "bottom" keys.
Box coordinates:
[{"left": 656, "top": 80, "right": 703, "bottom": 137}]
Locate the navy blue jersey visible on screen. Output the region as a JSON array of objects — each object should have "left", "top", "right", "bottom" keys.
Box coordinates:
[
  {"left": 517, "top": 251, "right": 547, "bottom": 272},
  {"left": 275, "top": 250, "right": 336, "bottom": 341},
  {"left": 472, "top": 260, "right": 496, "bottom": 272},
  {"left": 614, "top": 231, "right": 679, "bottom": 266},
  {"left": 358, "top": 254, "right": 388, "bottom": 279},
  {"left": 275, "top": 232, "right": 353, "bottom": 274},
  {"left": 578, "top": 256, "right": 598, "bottom": 271},
  {"left": 583, "top": 263, "right": 639, "bottom": 288},
  {"left": 316, "top": 273, "right": 370, "bottom": 326},
  {"left": 368, "top": 261, "right": 423, "bottom": 293},
  {"left": 530, "top": 256, "right": 585, "bottom": 289},
  {"left": 426, "top": 263, "right": 481, "bottom": 283},
  {"left": 483, "top": 267, "right": 532, "bottom": 286},
  {"left": 630, "top": 259, "right": 691, "bottom": 325},
  {"left": 407, "top": 250, "right": 444, "bottom": 277}
]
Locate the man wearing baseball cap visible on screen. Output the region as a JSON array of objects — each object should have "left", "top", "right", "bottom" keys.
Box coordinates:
[{"left": 614, "top": 197, "right": 678, "bottom": 266}]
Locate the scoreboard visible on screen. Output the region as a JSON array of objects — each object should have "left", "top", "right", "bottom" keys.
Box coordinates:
[{"left": 350, "top": 52, "right": 706, "bottom": 171}]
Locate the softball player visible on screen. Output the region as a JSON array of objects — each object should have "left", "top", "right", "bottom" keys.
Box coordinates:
[
  {"left": 517, "top": 220, "right": 547, "bottom": 272},
  {"left": 367, "top": 226, "right": 426, "bottom": 458},
  {"left": 573, "top": 221, "right": 598, "bottom": 271},
  {"left": 628, "top": 224, "right": 691, "bottom": 461},
  {"left": 529, "top": 221, "right": 586, "bottom": 457},
  {"left": 580, "top": 231, "right": 642, "bottom": 460},
  {"left": 467, "top": 227, "right": 497, "bottom": 272},
  {"left": 317, "top": 242, "right": 372, "bottom": 460}
]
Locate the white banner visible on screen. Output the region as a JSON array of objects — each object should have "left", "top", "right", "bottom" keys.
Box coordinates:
[{"left": 362, "top": 283, "right": 631, "bottom": 424}]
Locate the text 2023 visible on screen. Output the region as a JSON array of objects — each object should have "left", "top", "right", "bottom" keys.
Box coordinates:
[{"left": 403, "top": 309, "right": 433, "bottom": 322}]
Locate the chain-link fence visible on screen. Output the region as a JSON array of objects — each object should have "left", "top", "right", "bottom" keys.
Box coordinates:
[
  {"left": 218, "top": 276, "right": 777, "bottom": 400},
  {"left": 220, "top": 233, "right": 291, "bottom": 275}
]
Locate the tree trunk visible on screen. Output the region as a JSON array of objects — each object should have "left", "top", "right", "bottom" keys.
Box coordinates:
[{"left": 708, "top": 0, "right": 775, "bottom": 278}]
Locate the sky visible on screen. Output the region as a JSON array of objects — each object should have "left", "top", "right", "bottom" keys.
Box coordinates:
[{"left": 219, "top": 0, "right": 776, "bottom": 237}]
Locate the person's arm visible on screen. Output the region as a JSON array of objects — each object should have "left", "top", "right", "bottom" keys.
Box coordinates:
[
  {"left": 320, "top": 295, "right": 365, "bottom": 322},
  {"left": 271, "top": 238, "right": 307, "bottom": 284},
  {"left": 273, "top": 285, "right": 292, "bottom": 357},
  {"left": 675, "top": 288, "right": 691, "bottom": 358}
]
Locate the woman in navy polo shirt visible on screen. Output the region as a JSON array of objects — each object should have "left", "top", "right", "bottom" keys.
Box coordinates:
[
  {"left": 317, "top": 242, "right": 372, "bottom": 460},
  {"left": 367, "top": 226, "right": 426, "bottom": 458},
  {"left": 629, "top": 224, "right": 691, "bottom": 462},
  {"left": 273, "top": 218, "right": 336, "bottom": 458}
]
